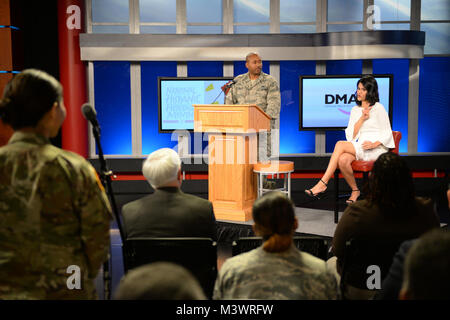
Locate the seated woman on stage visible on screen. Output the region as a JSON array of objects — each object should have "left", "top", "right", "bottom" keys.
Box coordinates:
[{"left": 305, "top": 75, "right": 395, "bottom": 203}]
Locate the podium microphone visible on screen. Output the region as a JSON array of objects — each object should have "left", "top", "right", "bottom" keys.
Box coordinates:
[
  {"left": 222, "top": 80, "right": 235, "bottom": 93},
  {"left": 211, "top": 80, "right": 235, "bottom": 104}
]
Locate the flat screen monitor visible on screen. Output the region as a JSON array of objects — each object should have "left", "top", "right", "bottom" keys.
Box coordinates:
[
  {"left": 299, "top": 74, "right": 393, "bottom": 130},
  {"left": 158, "top": 77, "right": 233, "bottom": 132}
]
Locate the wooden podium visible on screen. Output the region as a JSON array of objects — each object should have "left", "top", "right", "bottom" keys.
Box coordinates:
[{"left": 193, "top": 104, "right": 271, "bottom": 221}]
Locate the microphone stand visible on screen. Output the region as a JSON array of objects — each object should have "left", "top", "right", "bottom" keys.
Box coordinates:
[
  {"left": 211, "top": 81, "right": 234, "bottom": 104},
  {"left": 90, "top": 124, "right": 125, "bottom": 300}
]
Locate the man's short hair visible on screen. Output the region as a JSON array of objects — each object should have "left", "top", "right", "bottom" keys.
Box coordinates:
[
  {"left": 246, "top": 52, "right": 260, "bottom": 62},
  {"left": 142, "top": 148, "right": 181, "bottom": 189},
  {"left": 114, "top": 262, "right": 206, "bottom": 300},
  {"left": 402, "top": 228, "right": 450, "bottom": 299}
]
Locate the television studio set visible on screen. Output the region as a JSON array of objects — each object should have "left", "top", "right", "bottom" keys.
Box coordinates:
[{"left": 0, "top": 0, "right": 449, "bottom": 311}]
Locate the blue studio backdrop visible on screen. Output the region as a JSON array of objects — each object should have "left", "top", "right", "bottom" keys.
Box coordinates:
[{"left": 92, "top": 57, "right": 450, "bottom": 156}]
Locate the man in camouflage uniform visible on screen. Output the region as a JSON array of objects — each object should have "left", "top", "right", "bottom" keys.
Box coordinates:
[
  {"left": 0, "top": 131, "right": 112, "bottom": 299},
  {"left": 225, "top": 52, "right": 281, "bottom": 162}
]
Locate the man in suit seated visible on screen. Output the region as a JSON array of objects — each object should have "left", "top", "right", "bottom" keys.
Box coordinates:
[{"left": 122, "top": 148, "right": 217, "bottom": 241}]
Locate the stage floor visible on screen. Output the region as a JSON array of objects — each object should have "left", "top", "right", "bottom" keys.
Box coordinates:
[{"left": 218, "top": 207, "right": 342, "bottom": 238}]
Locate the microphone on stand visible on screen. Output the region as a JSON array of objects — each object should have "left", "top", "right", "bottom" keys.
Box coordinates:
[
  {"left": 81, "top": 103, "right": 100, "bottom": 131},
  {"left": 211, "top": 80, "right": 236, "bottom": 104},
  {"left": 80, "top": 102, "right": 124, "bottom": 301},
  {"left": 221, "top": 80, "right": 236, "bottom": 96}
]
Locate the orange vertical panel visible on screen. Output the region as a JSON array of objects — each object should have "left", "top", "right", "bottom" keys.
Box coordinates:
[
  {"left": 0, "top": 28, "right": 12, "bottom": 70},
  {"left": 0, "top": 0, "right": 15, "bottom": 147},
  {"left": 0, "top": 73, "right": 14, "bottom": 147},
  {"left": 0, "top": 0, "right": 11, "bottom": 25}
]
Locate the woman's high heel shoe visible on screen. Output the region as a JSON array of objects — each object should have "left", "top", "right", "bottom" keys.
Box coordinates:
[
  {"left": 346, "top": 189, "right": 360, "bottom": 204},
  {"left": 305, "top": 179, "right": 328, "bottom": 199}
]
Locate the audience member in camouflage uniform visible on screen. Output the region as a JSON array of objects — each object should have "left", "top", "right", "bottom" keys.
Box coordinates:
[
  {"left": 225, "top": 52, "right": 281, "bottom": 162},
  {"left": 0, "top": 69, "right": 112, "bottom": 299},
  {"left": 213, "top": 192, "right": 340, "bottom": 300}
]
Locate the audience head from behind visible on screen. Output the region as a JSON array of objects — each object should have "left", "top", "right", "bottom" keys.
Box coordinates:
[
  {"left": 115, "top": 262, "right": 206, "bottom": 300},
  {"left": 366, "top": 152, "right": 416, "bottom": 217},
  {"left": 0, "top": 69, "right": 66, "bottom": 138},
  {"left": 252, "top": 191, "right": 298, "bottom": 253},
  {"left": 142, "top": 148, "right": 182, "bottom": 190},
  {"left": 399, "top": 229, "right": 450, "bottom": 300}
]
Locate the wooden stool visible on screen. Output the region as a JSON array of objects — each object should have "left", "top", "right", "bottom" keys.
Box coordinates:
[{"left": 253, "top": 161, "right": 294, "bottom": 198}]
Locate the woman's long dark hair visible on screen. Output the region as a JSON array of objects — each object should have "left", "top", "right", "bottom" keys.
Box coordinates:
[
  {"left": 0, "top": 69, "right": 62, "bottom": 130},
  {"left": 356, "top": 75, "right": 379, "bottom": 106},
  {"left": 366, "top": 152, "right": 417, "bottom": 216},
  {"left": 252, "top": 191, "right": 296, "bottom": 253}
]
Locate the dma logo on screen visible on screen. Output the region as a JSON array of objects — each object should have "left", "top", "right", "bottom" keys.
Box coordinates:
[
  {"left": 325, "top": 93, "right": 357, "bottom": 105},
  {"left": 325, "top": 93, "right": 357, "bottom": 115}
]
